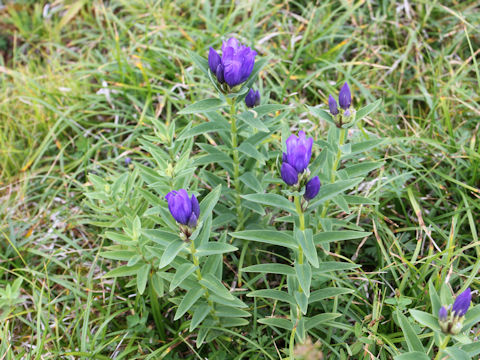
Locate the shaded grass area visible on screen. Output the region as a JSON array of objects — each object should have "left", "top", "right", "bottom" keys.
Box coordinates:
[{"left": 0, "top": 0, "right": 479, "bottom": 358}]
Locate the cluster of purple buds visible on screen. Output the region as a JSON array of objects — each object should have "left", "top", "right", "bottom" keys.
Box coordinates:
[
  {"left": 438, "top": 288, "right": 472, "bottom": 335},
  {"left": 165, "top": 189, "right": 200, "bottom": 238},
  {"left": 280, "top": 131, "right": 320, "bottom": 201},
  {"left": 328, "top": 82, "right": 352, "bottom": 124},
  {"left": 245, "top": 89, "right": 260, "bottom": 108},
  {"left": 208, "top": 38, "right": 257, "bottom": 89}
]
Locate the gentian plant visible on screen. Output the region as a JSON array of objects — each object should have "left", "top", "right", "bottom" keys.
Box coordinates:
[{"left": 84, "top": 36, "right": 388, "bottom": 356}]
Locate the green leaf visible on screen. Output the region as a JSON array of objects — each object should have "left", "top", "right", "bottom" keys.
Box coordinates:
[
  {"left": 350, "top": 138, "right": 384, "bottom": 154},
  {"left": 242, "top": 263, "right": 295, "bottom": 276},
  {"left": 243, "top": 57, "right": 269, "bottom": 90},
  {"left": 238, "top": 142, "right": 265, "bottom": 163},
  {"left": 143, "top": 229, "right": 179, "bottom": 247},
  {"left": 307, "top": 106, "right": 337, "bottom": 127},
  {"left": 294, "top": 290, "right": 308, "bottom": 315},
  {"left": 199, "top": 184, "right": 222, "bottom": 223},
  {"left": 159, "top": 241, "right": 185, "bottom": 268},
  {"left": 295, "top": 263, "right": 311, "bottom": 300},
  {"left": 178, "top": 98, "right": 225, "bottom": 114},
  {"left": 409, "top": 309, "right": 440, "bottom": 331},
  {"left": 247, "top": 289, "right": 295, "bottom": 305},
  {"left": 174, "top": 286, "right": 205, "bottom": 320},
  {"left": 258, "top": 317, "right": 293, "bottom": 331},
  {"left": 460, "top": 341, "right": 480, "bottom": 357},
  {"left": 241, "top": 193, "right": 296, "bottom": 213},
  {"left": 308, "top": 178, "right": 363, "bottom": 209},
  {"left": 190, "top": 304, "right": 209, "bottom": 331},
  {"left": 305, "top": 313, "right": 341, "bottom": 330},
  {"left": 239, "top": 172, "right": 264, "bottom": 193},
  {"left": 396, "top": 311, "right": 425, "bottom": 353},
  {"left": 355, "top": 99, "right": 381, "bottom": 122},
  {"left": 343, "top": 195, "right": 378, "bottom": 205},
  {"left": 309, "top": 288, "right": 354, "bottom": 304},
  {"left": 215, "top": 305, "right": 251, "bottom": 318},
  {"left": 314, "top": 231, "right": 371, "bottom": 245},
  {"left": 99, "top": 250, "right": 137, "bottom": 261},
  {"left": 177, "top": 121, "right": 230, "bottom": 140},
  {"left": 151, "top": 272, "right": 164, "bottom": 297},
  {"left": 196, "top": 242, "right": 238, "bottom": 256},
  {"left": 219, "top": 318, "right": 249, "bottom": 327},
  {"left": 238, "top": 112, "right": 270, "bottom": 132},
  {"left": 170, "top": 263, "right": 198, "bottom": 292},
  {"left": 444, "top": 348, "right": 470, "bottom": 360},
  {"left": 103, "top": 263, "right": 144, "bottom": 278},
  {"left": 137, "top": 264, "right": 151, "bottom": 295},
  {"left": 231, "top": 230, "right": 297, "bottom": 249},
  {"left": 394, "top": 352, "right": 430, "bottom": 360},
  {"left": 344, "top": 161, "right": 384, "bottom": 177},
  {"left": 314, "top": 261, "right": 360, "bottom": 273},
  {"left": 187, "top": 50, "right": 209, "bottom": 76},
  {"left": 200, "top": 274, "right": 234, "bottom": 300},
  {"left": 296, "top": 229, "right": 319, "bottom": 268}
]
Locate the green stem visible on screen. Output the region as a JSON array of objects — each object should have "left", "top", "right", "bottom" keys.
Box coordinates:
[
  {"left": 434, "top": 335, "right": 450, "bottom": 360},
  {"left": 229, "top": 99, "right": 244, "bottom": 229},
  {"left": 289, "top": 325, "right": 297, "bottom": 360},
  {"left": 320, "top": 128, "right": 346, "bottom": 221},
  {"left": 189, "top": 240, "right": 219, "bottom": 322},
  {"left": 294, "top": 195, "right": 305, "bottom": 265}
]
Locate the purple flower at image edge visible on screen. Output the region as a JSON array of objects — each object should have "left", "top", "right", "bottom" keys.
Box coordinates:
[{"left": 165, "top": 189, "right": 200, "bottom": 228}]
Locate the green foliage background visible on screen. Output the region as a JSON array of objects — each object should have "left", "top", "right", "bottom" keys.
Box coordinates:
[{"left": 0, "top": 0, "right": 479, "bottom": 359}]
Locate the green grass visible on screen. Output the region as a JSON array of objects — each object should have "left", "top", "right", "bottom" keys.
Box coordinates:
[{"left": 0, "top": 0, "right": 479, "bottom": 358}]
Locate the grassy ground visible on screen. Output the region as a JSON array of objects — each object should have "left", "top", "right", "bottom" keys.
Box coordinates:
[{"left": 0, "top": 0, "right": 479, "bottom": 358}]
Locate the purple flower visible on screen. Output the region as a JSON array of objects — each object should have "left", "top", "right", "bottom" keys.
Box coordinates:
[
  {"left": 328, "top": 95, "right": 339, "bottom": 116},
  {"left": 208, "top": 48, "right": 221, "bottom": 74},
  {"left": 216, "top": 63, "right": 225, "bottom": 83},
  {"left": 452, "top": 288, "right": 471, "bottom": 317},
  {"left": 304, "top": 176, "right": 320, "bottom": 200},
  {"left": 125, "top": 157, "right": 132, "bottom": 165},
  {"left": 281, "top": 162, "right": 299, "bottom": 186},
  {"left": 339, "top": 82, "right": 351, "bottom": 110},
  {"left": 245, "top": 89, "right": 260, "bottom": 108},
  {"left": 438, "top": 306, "right": 448, "bottom": 322},
  {"left": 165, "top": 189, "right": 200, "bottom": 227},
  {"left": 284, "top": 131, "right": 314, "bottom": 173},
  {"left": 208, "top": 38, "right": 257, "bottom": 88}
]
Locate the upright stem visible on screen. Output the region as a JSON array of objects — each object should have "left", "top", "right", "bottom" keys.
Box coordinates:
[
  {"left": 294, "top": 195, "right": 305, "bottom": 265},
  {"left": 434, "top": 335, "right": 450, "bottom": 360},
  {"left": 320, "top": 128, "right": 346, "bottom": 221},
  {"left": 189, "top": 240, "right": 219, "bottom": 322},
  {"left": 228, "top": 99, "right": 244, "bottom": 228}
]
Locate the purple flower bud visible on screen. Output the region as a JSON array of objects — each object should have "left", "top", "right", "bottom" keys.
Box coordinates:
[
  {"left": 245, "top": 89, "right": 260, "bottom": 108},
  {"left": 304, "top": 176, "right": 321, "bottom": 200},
  {"left": 125, "top": 157, "right": 132, "bottom": 165},
  {"left": 438, "top": 306, "right": 448, "bottom": 322},
  {"left": 284, "top": 131, "right": 314, "bottom": 173},
  {"left": 328, "top": 95, "right": 339, "bottom": 116},
  {"left": 216, "top": 64, "right": 225, "bottom": 83},
  {"left": 339, "top": 82, "right": 351, "bottom": 110},
  {"left": 208, "top": 48, "right": 221, "bottom": 74},
  {"left": 165, "top": 189, "right": 200, "bottom": 227},
  {"left": 281, "top": 162, "right": 298, "bottom": 186},
  {"left": 452, "top": 288, "right": 471, "bottom": 317}
]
